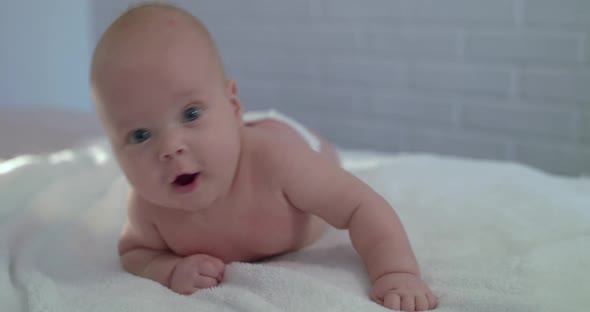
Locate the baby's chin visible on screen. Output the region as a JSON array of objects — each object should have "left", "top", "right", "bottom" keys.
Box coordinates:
[
  {"left": 145, "top": 189, "right": 216, "bottom": 212},
  {"left": 148, "top": 196, "right": 210, "bottom": 212}
]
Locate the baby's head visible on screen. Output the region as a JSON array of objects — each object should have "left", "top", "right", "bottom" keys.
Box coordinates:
[{"left": 91, "top": 4, "right": 244, "bottom": 211}]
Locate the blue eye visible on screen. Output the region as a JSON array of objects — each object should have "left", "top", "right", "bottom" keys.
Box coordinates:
[
  {"left": 183, "top": 106, "right": 202, "bottom": 122},
  {"left": 128, "top": 129, "right": 151, "bottom": 144}
]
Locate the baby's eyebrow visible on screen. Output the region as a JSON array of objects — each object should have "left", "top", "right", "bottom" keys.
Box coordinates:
[
  {"left": 173, "top": 89, "right": 201, "bottom": 102},
  {"left": 112, "top": 117, "right": 146, "bottom": 132}
]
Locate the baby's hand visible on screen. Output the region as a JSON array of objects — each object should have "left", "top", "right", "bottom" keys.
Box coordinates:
[
  {"left": 370, "top": 272, "right": 438, "bottom": 311},
  {"left": 169, "top": 254, "right": 225, "bottom": 295}
]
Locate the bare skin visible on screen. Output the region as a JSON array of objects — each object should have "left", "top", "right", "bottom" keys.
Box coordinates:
[{"left": 91, "top": 4, "right": 437, "bottom": 311}]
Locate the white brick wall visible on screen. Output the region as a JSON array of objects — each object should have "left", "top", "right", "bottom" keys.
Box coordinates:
[
  {"left": 92, "top": 0, "right": 590, "bottom": 176},
  {"left": 464, "top": 33, "right": 581, "bottom": 65},
  {"left": 403, "top": 0, "right": 515, "bottom": 24},
  {"left": 521, "top": 70, "right": 590, "bottom": 103},
  {"left": 582, "top": 111, "right": 590, "bottom": 144},
  {"left": 524, "top": 0, "right": 590, "bottom": 27},
  {"left": 409, "top": 64, "right": 512, "bottom": 97}
]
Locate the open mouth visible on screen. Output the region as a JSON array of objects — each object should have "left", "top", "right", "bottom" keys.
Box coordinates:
[{"left": 172, "top": 172, "right": 200, "bottom": 192}]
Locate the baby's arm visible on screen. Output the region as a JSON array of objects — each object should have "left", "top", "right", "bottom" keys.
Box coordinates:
[
  {"left": 118, "top": 193, "right": 224, "bottom": 294},
  {"left": 268, "top": 142, "right": 437, "bottom": 311}
]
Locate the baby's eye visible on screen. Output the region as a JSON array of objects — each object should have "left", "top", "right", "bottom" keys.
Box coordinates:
[
  {"left": 128, "top": 129, "right": 151, "bottom": 144},
  {"left": 182, "top": 106, "right": 202, "bottom": 122}
]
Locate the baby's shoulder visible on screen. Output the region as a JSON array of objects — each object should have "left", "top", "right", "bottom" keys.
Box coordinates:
[
  {"left": 244, "top": 126, "right": 320, "bottom": 178},
  {"left": 247, "top": 126, "right": 307, "bottom": 159}
]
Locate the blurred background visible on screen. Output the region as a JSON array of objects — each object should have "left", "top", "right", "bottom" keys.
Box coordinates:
[{"left": 1, "top": 0, "right": 589, "bottom": 176}]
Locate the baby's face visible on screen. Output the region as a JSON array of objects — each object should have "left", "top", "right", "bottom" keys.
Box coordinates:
[{"left": 94, "top": 31, "right": 243, "bottom": 211}]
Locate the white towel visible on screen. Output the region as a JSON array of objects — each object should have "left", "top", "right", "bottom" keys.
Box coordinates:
[
  {"left": 1, "top": 140, "right": 589, "bottom": 311},
  {"left": 243, "top": 109, "right": 321, "bottom": 152}
]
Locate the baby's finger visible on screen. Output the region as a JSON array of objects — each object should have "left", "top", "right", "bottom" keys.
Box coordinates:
[
  {"left": 426, "top": 293, "right": 439, "bottom": 309},
  {"left": 369, "top": 287, "right": 381, "bottom": 303},
  {"left": 415, "top": 294, "right": 429, "bottom": 311},
  {"left": 401, "top": 295, "right": 415, "bottom": 312},
  {"left": 171, "top": 274, "right": 196, "bottom": 295},
  {"left": 383, "top": 292, "right": 401, "bottom": 311},
  {"left": 214, "top": 257, "right": 225, "bottom": 272},
  {"left": 215, "top": 260, "right": 225, "bottom": 281},
  {"left": 216, "top": 270, "right": 224, "bottom": 282},
  {"left": 193, "top": 276, "right": 219, "bottom": 289},
  {"left": 198, "top": 261, "right": 221, "bottom": 278},
  {"left": 204, "top": 257, "right": 225, "bottom": 281}
]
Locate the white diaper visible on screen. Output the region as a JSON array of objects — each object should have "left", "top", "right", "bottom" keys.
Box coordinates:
[{"left": 243, "top": 109, "right": 321, "bottom": 152}]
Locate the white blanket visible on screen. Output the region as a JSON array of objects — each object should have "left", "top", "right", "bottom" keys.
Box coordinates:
[{"left": 1, "top": 140, "right": 589, "bottom": 312}]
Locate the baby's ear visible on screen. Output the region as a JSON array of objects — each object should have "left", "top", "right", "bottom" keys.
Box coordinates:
[{"left": 226, "top": 79, "right": 243, "bottom": 120}]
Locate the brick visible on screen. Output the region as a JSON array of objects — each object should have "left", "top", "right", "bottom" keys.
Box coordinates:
[
  {"left": 277, "top": 83, "right": 372, "bottom": 112},
  {"left": 409, "top": 64, "right": 511, "bottom": 96},
  {"left": 465, "top": 33, "right": 581, "bottom": 64},
  {"left": 309, "top": 59, "right": 406, "bottom": 88},
  {"left": 406, "top": 0, "right": 515, "bottom": 24},
  {"left": 318, "top": 0, "right": 402, "bottom": 18},
  {"left": 234, "top": 81, "right": 281, "bottom": 110},
  {"left": 367, "top": 31, "right": 457, "bottom": 58},
  {"left": 216, "top": 27, "right": 359, "bottom": 52},
  {"left": 581, "top": 110, "right": 590, "bottom": 143},
  {"left": 403, "top": 129, "right": 509, "bottom": 160},
  {"left": 521, "top": 70, "right": 590, "bottom": 103},
  {"left": 225, "top": 53, "right": 321, "bottom": 78},
  {"left": 289, "top": 112, "right": 405, "bottom": 151},
  {"left": 513, "top": 141, "right": 590, "bottom": 176},
  {"left": 584, "top": 35, "right": 590, "bottom": 63},
  {"left": 227, "top": 53, "right": 409, "bottom": 87},
  {"left": 190, "top": 0, "right": 312, "bottom": 19},
  {"left": 524, "top": 0, "right": 590, "bottom": 26},
  {"left": 462, "top": 105, "right": 577, "bottom": 138},
  {"left": 368, "top": 94, "right": 454, "bottom": 125}
]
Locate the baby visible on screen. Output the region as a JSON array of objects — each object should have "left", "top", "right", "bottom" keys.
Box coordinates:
[{"left": 90, "top": 4, "right": 437, "bottom": 312}]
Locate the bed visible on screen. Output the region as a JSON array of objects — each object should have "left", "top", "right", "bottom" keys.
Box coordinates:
[{"left": 1, "top": 110, "right": 589, "bottom": 312}]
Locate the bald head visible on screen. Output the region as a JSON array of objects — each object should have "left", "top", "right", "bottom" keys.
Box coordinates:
[{"left": 90, "top": 4, "right": 226, "bottom": 102}]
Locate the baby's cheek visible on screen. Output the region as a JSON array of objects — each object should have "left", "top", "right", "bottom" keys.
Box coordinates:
[
  {"left": 124, "top": 159, "right": 157, "bottom": 188},
  {"left": 129, "top": 168, "right": 164, "bottom": 203},
  {"left": 209, "top": 133, "right": 240, "bottom": 160}
]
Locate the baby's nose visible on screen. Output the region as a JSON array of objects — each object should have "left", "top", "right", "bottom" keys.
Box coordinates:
[{"left": 160, "top": 146, "right": 185, "bottom": 161}]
